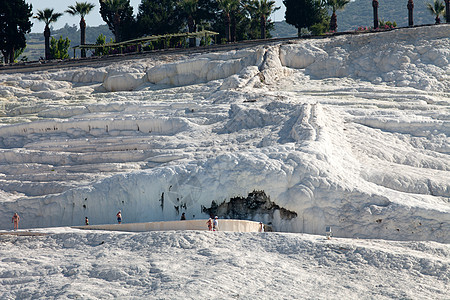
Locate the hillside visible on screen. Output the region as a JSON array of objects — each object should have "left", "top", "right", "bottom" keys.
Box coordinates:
[
  {"left": 1, "top": 19, "right": 449, "bottom": 300},
  {"left": 1, "top": 25, "right": 449, "bottom": 244},
  {"left": 271, "top": 21, "right": 298, "bottom": 38}
]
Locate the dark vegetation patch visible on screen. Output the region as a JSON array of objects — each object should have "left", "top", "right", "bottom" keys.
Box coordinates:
[{"left": 202, "top": 190, "right": 297, "bottom": 225}]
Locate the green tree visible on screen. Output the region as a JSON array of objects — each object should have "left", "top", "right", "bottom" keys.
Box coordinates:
[
  {"left": 94, "top": 33, "right": 110, "bottom": 56},
  {"left": 187, "top": 0, "right": 220, "bottom": 41},
  {"left": 324, "top": 0, "right": 349, "bottom": 32},
  {"left": 66, "top": 2, "right": 95, "bottom": 57},
  {"left": 284, "top": 0, "right": 326, "bottom": 36},
  {"left": 49, "top": 36, "right": 71, "bottom": 59},
  {"left": 217, "top": 0, "right": 240, "bottom": 42},
  {"left": 137, "top": 0, "right": 183, "bottom": 37},
  {"left": 197, "top": 0, "right": 219, "bottom": 24},
  {"left": 426, "top": 0, "right": 445, "bottom": 24},
  {"left": 99, "top": 0, "right": 135, "bottom": 42},
  {"left": 212, "top": 0, "right": 250, "bottom": 42},
  {"left": 310, "top": 14, "right": 329, "bottom": 35},
  {"left": 180, "top": 0, "right": 199, "bottom": 47},
  {"left": 15, "top": 48, "right": 26, "bottom": 62},
  {"left": 0, "top": 0, "right": 33, "bottom": 64},
  {"left": 246, "top": 0, "right": 280, "bottom": 39},
  {"left": 34, "top": 9, "right": 64, "bottom": 60}
]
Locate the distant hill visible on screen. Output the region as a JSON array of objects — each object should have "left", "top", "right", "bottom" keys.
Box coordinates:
[
  {"left": 336, "top": 0, "right": 439, "bottom": 31},
  {"left": 271, "top": 21, "right": 298, "bottom": 38},
  {"left": 22, "top": 24, "right": 114, "bottom": 61}
]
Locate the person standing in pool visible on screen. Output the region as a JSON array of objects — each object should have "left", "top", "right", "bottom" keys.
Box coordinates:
[
  {"left": 116, "top": 211, "right": 122, "bottom": 224},
  {"left": 206, "top": 218, "right": 212, "bottom": 231},
  {"left": 12, "top": 213, "right": 20, "bottom": 231},
  {"left": 259, "top": 222, "right": 264, "bottom": 232},
  {"left": 213, "top": 216, "right": 219, "bottom": 231}
]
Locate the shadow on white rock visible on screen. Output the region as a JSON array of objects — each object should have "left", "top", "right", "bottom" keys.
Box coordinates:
[
  {"left": 103, "top": 73, "right": 146, "bottom": 92},
  {"left": 146, "top": 48, "right": 265, "bottom": 87}
]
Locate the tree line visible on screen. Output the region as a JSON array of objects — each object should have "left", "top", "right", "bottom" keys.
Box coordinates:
[
  {"left": 1, "top": 0, "right": 449, "bottom": 63},
  {"left": 1, "top": 0, "right": 281, "bottom": 63}
]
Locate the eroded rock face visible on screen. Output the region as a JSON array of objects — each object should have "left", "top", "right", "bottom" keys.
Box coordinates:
[
  {"left": 146, "top": 48, "right": 266, "bottom": 86},
  {"left": 103, "top": 73, "right": 145, "bottom": 92},
  {"left": 202, "top": 190, "right": 297, "bottom": 226}
]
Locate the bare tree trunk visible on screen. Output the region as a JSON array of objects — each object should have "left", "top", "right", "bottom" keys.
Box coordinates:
[
  {"left": 407, "top": 0, "right": 414, "bottom": 27},
  {"left": 231, "top": 14, "right": 236, "bottom": 42},
  {"left": 9, "top": 47, "right": 14, "bottom": 64},
  {"left": 113, "top": 13, "right": 121, "bottom": 42},
  {"left": 188, "top": 16, "right": 196, "bottom": 47},
  {"left": 44, "top": 25, "right": 51, "bottom": 60},
  {"left": 226, "top": 14, "right": 231, "bottom": 43},
  {"left": 446, "top": 0, "right": 450, "bottom": 23},
  {"left": 2, "top": 50, "right": 10, "bottom": 64},
  {"left": 435, "top": 15, "right": 441, "bottom": 24},
  {"left": 372, "top": 0, "right": 379, "bottom": 29},
  {"left": 260, "top": 15, "right": 266, "bottom": 39},
  {"left": 330, "top": 11, "right": 338, "bottom": 32},
  {"left": 80, "top": 17, "right": 86, "bottom": 58}
]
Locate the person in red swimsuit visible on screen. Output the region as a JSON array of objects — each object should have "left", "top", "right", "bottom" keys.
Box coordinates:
[{"left": 206, "top": 218, "right": 212, "bottom": 231}]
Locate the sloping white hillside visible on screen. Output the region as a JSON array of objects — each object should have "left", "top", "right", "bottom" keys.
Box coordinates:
[
  {"left": 0, "top": 25, "right": 449, "bottom": 243},
  {"left": 0, "top": 229, "right": 448, "bottom": 299}
]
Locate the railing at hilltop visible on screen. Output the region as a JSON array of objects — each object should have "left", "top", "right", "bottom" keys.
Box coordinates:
[
  {"left": 1, "top": 24, "right": 448, "bottom": 74},
  {"left": 72, "top": 30, "right": 219, "bottom": 58}
]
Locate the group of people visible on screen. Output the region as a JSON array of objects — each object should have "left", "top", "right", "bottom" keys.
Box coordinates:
[
  {"left": 84, "top": 211, "right": 121, "bottom": 226},
  {"left": 181, "top": 212, "right": 219, "bottom": 231},
  {"left": 13, "top": 211, "right": 264, "bottom": 233},
  {"left": 206, "top": 216, "right": 219, "bottom": 231}
]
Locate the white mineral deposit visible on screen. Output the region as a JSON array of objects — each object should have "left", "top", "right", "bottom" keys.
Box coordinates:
[{"left": 0, "top": 25, "right": 448, "bottom": 299}]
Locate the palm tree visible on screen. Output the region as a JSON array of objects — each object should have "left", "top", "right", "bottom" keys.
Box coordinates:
[
  {"left": 34, "top": 9, "right": 64, "bottom": 60},
  {"left": 426, "top": 0, "right": 445, "bottom": 24},
  {"left": 66, "top": 2, "right": 95, "bottom": 57},
  {"left": 217, "top": 0, "right": 240, "bottom": 42},
  {"left": 324, "top": 0, "right": 350, "bottom": 32},
  {"left": 372, "top": 0, "right": 379, "bottom": 29},
  {"left": 407, "top": 0, "right": 414, "bottom": 26},
  {"left": 180, "top": 0, "right": 198, "bottom": 47},
  {"left": 446, "top": 0, "right": 450, "bottom": 23},
  {"left": 247, "top": 0, "right": 280, "bottom": 39}
]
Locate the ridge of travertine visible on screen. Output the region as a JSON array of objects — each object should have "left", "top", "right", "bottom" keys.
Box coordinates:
[{"left": 0, "top": 25, "right": 448, "bottom": 243}]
